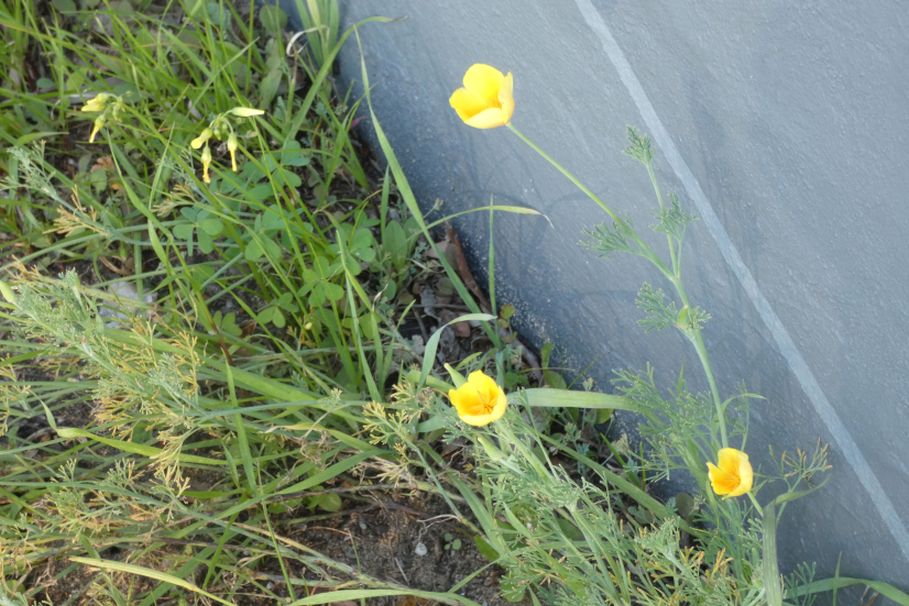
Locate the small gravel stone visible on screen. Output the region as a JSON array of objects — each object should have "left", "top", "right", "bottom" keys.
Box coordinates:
[{"left": 414, "top": 542, "right": 428, "bottom": 557}]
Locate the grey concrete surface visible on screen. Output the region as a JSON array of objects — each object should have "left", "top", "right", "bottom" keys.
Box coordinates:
[{"left": 284, "top": 0, "right": 909, "bottom": 594}]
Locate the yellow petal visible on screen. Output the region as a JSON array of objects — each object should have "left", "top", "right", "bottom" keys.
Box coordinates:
[
  {"left": 455, "top": 391, "right": 507, "bottom": 427},
  {"left": 728, "top": 452, "right": 754, "bottom": 497},
  {"left": 81, "top": 93, "right": 111, "bottom": 113},
  {"left": 466, "top": 371, "right": 503, "bottom": 409},
  {"left": 486, "top": 390, "right": 508, "bottom": 424},
  {"left": 201, "top": 145, "right": 212, "bottom": 184},
  {"left": 463, "top": 63, "right": 505, "bottom": 107},
  {"left": 707, "top": 461, "right": 735, "bottom": 495},
  {"left": 448, "top": 387, "right": 474, "bottom": 414},
  {"left": 467, "top": 370, "right": 499, "bottom": 394},
  {"left": 226, "top": 133, "right": 239, "bottom": 171},
  {"left": 449, "top": 87, "right": 489, "bottom": 123},
  {"left": 88, "top": 117, "right": 104, "bottom": 143},
  {"left": 498, "top": 72, "right": 514, "bottom": 124},
  {"left": 717, "top": 448, "right": 745, "bottom": 472},
  {"left": 458, "top": 410, "right": 496, "bottom": 427},
  {"left": 191, "top": 128, "right": 213, "bottom": 150},
  {"left": 465, "top": 108, "right": 508, "bottom": 130}
]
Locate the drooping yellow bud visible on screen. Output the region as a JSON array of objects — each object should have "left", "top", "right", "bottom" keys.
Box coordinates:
[
  {"left": 88, "top": 116, "right": 106, "bottom": 143},
  {"left": 227, "top": 133, "right": 239, "bottom": 172},
  {"left": 191, "top": 128, "right": 213, "bottom": 150},
  {"left": 200, "top": 144, "right": 212, "bottom": 184}
]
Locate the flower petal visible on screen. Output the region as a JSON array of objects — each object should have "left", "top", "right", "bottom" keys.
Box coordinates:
[
  {"left": 457, "top": 410, "right": 497, "bottom": 427},
  {"left": 81, "top": 93, "right": 111, "bottom": 113},
  {"left": 727, "top": 454, "right": 754, "bottom": 497},
  {"left": 191, "top": 128, "right": 213, "bottom": 150},
  {"left": 449, "top": 87, "right": 488, "bottom": 123},
  {"left": 707, "top": 461, "right": 735, "bottom": 495},
  {"left": 717, "top": 448, "right": 744, "bottom": 472},
  {"left": 464, "top": 108, "right": 508, "bottom": 130},
  {"left": 88, "top": 118, "right": 104, "bottom": 143},
  {"left": 467, "top": 370, "right": 499, "bottom": 394},
  {"left": 462, "top": 63, "right": 504, "bottom": 106},
  {"left": 498, "top": 72, "right": 514, "bottom": 124},
  {"left": 448, "top": 387, "right": 470, "bottom": 413},
  {"left": 487, "top": 390, "right": 508, "bottom": 424}
]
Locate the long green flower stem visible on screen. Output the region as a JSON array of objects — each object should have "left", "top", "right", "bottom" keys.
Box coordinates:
[
  {"left": 506, "top": 125, "right": 671, "bottom": 279},
  {"left": 506, "top": 124, "right": 729, "bottom": 447},
  {"left": 672, "top": 276, "right": 728, "bottom": 446}
]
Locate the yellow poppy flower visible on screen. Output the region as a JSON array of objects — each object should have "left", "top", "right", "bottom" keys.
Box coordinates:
[
  {"left": 707, "top": 448, "right": 753, "bottom": 497},
  {"left": 448, "top": 370, "right": 508, "bottom": 427},
  {"left": 449, "top": 64, "right": 514, "bottom": 129}
]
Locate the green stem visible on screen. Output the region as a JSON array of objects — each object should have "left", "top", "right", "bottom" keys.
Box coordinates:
[
  {"left": 643, "top": 158, "right": 725, "bottom": 444},
  {"left": 507, "top": 123, "right": 728, "bottom": 447},
  {"left": 747, "top": 491, "right": 764, "bottom": 516},
  {"left": 506, "top": 124, "right": 673, "bottom": 280},
  {"left": 508, "top": 124, "right": 620, "bottom": 222},
  {"left": 674, "top": 277, "right": 728, "bottom": 446},
  {"left": 645, "top": 161, "right": 680, "bottom": 276}
]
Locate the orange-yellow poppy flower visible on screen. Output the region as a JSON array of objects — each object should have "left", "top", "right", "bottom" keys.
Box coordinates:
[
  {"left": 707, "top": 448, "right": 754, "bottom": 497},
  {"left": 448, "top": 370, "right": 508, "bottom": 427},
  {"left": 449, "top": 64, "right": 514, "bottom": 129}
]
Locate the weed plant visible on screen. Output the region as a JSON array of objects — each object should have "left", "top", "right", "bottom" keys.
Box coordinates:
[
  {"left": 0, "top": 1, "right": 493, "bottom": 603},
  {"left": 2, "top": 2, "right": 909, "bottom": 606},
  {"left": 366, "top": 61, "right": 909, "bottom": 605}
]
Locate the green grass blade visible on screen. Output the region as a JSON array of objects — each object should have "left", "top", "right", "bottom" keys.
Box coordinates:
[
  {"left": 357, "top": 29, "right": 500, "bottom": 348},
  {"left": 419, "top": 313, "right": 496, "bottom": 387},
  {"left": 69, "top": 557, "right": 237, "bottom": 606},
  {"left": 515, "top": 388, "right": 640, "bottom": 411},
  {"left": 787, "top": 577, "right": 909, "bottom": 605},
  {"left": 54, "top": 427, "right": 223, "bottom": 466},
  {"left": 420, "top": 203, "right": 544, "bottom": 235},
  {"left": 287, "top": 588, "right": 483, "bottom": 606}
]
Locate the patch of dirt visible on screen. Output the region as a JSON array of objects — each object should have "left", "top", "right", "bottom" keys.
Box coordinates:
[{"left": 290, "top": 494, "right": 520, "bottom": 606}]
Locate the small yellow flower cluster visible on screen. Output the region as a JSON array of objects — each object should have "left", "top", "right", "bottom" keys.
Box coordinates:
[
  {"left": 80, "top": 92, "right": 125, "bottom": 143},
  {"left": 190, "top": 106, "right": 264, "bottom": 184}
]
